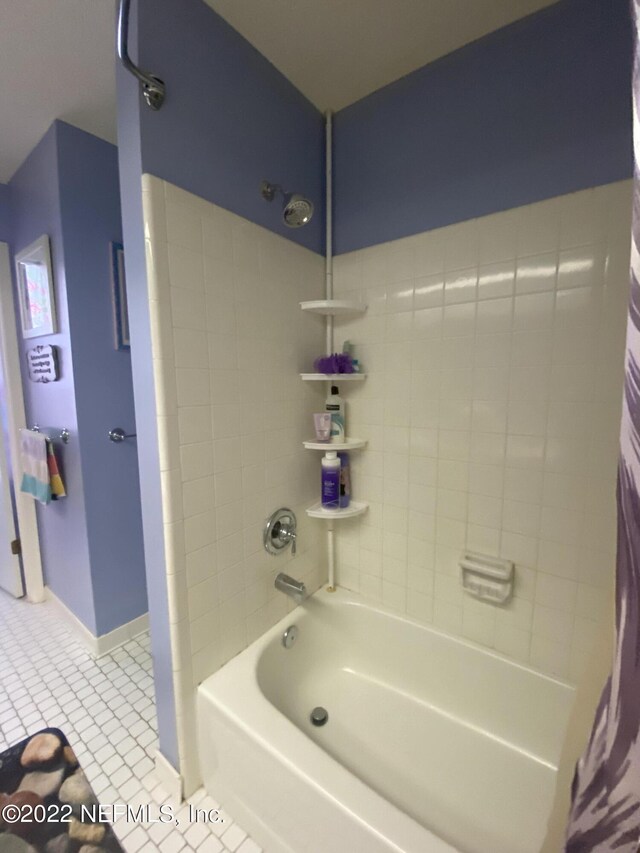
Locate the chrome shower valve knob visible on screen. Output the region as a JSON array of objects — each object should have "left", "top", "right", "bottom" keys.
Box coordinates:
[{"left": 264, "top": 508, "right": 298, "bottom": 556}]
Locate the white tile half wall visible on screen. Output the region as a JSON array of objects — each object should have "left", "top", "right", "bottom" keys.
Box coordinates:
[
  {"left": 332, "top": 181, "right": 632, "bottom": 683},
  {"left": 141, "top": 175, "right": 326, "bottom": 791}
]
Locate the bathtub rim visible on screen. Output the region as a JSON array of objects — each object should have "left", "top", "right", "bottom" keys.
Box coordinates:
[
  {"left": 238, "top": 586, "right": 573, "bottom": 696},
  {"left": 197, "top": 587, "right": 574, "bottom": 853}
]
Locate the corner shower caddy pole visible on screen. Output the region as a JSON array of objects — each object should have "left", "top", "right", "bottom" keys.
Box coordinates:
[
  {"left": 325, "top": 109, "right": 336, "bottom": 592},
  {"left": 300, "top": 114, "right": 368, "bottom": 588},
  {"left": 327, "top": 520, "right": 336, "bottom": 593},
  {"left": 325, "top": 109, "right": 334, "bottom": 355}
]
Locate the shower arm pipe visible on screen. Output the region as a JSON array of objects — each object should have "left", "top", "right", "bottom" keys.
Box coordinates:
[
  {"left": 117, "top": 0, "right": 166, "bottom": 111},
  {"left": 325, "top": 110, "right": 334, "bottom": 354}
]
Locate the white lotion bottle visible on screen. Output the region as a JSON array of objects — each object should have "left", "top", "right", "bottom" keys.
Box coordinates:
[{"left": 325, "top": 385, "right": 345, "bottom": 443}]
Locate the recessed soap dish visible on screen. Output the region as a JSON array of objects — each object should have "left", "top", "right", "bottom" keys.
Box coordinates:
[{"left": 460, "top": 551, "right": 514, "bottom": 605}]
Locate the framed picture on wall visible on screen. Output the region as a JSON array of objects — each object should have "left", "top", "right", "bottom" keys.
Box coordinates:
[
  {"left": 15, "top": 235, "right": 57, "bottom": 339},
  {"left": 110, "top": 241, "right": 130, "bottom": 351}
]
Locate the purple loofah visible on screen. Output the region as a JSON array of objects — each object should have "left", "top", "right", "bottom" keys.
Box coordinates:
[{"left": 313, "top": 352, "right": 355, "bottom": 374}]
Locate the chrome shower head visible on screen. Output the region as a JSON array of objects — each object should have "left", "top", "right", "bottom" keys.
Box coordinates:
[
  {"left": 282, "top": 193, "right": 314, "bottom": 228},
  {"left": 260, "top": 181, "right": 314, "bottom": 228}
]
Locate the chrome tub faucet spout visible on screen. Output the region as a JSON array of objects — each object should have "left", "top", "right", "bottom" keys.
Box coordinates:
[{"left": 275, "top": 573, "right": 307, "bottom": 604}]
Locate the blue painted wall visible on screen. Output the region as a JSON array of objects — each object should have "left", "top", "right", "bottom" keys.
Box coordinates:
[
  {"left": 117, "top": 32, "right": 179, "bottom": 767},
  {"left": 55, "top": 122, "right": 147, "bottom": 635},
  {"left": 333, "top": 0, "right": 634, "bottom": 254},
  {"left": 9, "top": 122, "right": 148, "bottom": 636},
  {"left": 0, "top": 184, "right": 14, "bottom": 479},
  {"left": 116, "top": 0, "right": 330, "bottom": 768},
  {"left": 136, "top": 0, "right": 325, "bottom": 254},
  {"left": 0, "top": 184, "right": 11, "bottom": 242},
  {"left": 9, "top": 124, "right": 97, "bottom": 632}
]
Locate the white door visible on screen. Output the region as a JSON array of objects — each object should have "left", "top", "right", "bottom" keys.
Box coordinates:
[
  {"left": 0, "top": 242, "right": 42, "bottom": 601},
  {"left": 0, "top": 420, "right": 23, "bottom": 596}
]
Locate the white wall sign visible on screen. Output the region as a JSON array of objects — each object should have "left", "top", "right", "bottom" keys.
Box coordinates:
[{"left": 26, "top": 345, "right": 59, "bottom": 383}]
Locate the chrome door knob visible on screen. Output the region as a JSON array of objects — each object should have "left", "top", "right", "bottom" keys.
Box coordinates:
[{"left": 109, "top": 427, "right": 137, "bottom": 443}]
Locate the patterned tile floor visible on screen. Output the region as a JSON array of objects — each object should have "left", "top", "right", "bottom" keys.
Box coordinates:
[{"left": 0, "top": 590, "right": 261, "bottom": 853}]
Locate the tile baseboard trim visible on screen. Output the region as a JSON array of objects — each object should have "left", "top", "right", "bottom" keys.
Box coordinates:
[
  {"left": 43, "top": 586, "right": 149, "bottom": 658},
  {"left": 154, "top": 748, "right": 183, "bottom": 804}
]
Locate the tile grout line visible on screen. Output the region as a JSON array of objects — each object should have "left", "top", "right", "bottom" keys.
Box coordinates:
[{"left": 0, "top": 591, "right": 261, "bottom": 853}]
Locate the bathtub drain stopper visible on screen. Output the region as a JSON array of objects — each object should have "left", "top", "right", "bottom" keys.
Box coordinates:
[
  {"left": 282, "top": 625, "right": 298, "bottom": 648},
  {"left": 310, "top": 706, "right": 329, "bottom": 727}
]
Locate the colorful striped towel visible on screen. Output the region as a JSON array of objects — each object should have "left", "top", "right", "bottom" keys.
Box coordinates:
[
  {"left": 19, "top": 428, "right": 66, "bottom": 505},
  {"left": 47, "top": 439, "right": 66, "bottom": 500},
  {"left": 20, "top": 428, "right": 50, "bottom": 504}
]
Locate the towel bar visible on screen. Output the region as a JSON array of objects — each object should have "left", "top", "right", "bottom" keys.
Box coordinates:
[{"left": 30, "top": 425, "right": 70, "bottom": 444}]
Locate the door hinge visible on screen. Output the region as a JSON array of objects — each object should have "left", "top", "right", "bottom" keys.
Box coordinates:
[{"left": 10, "top": 539, "right": 21, "bottom": 556}]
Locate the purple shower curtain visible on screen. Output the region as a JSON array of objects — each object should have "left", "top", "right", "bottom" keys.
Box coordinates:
[{"left": 565, "top": 4, "right": 640, "bottom": 850}]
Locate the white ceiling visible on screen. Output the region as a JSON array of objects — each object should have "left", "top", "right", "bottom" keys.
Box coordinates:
[
  {"left": 205, "top": 0, "right": 558, "bottom": 111},
  {"left": 0, "top": 0, "right": 558, "bottom": 184},
  {"left": 0, "top": 0, "right": 117, "bottom": 183}
]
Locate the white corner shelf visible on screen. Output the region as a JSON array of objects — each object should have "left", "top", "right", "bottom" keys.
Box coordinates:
[
  {"left": 306, "top": 501, "right": 369, "bottom": 520},
  {"left": 303, "top": 438, "right": 367, "bottom": 451},
  {"left": 300, "top": 373, "right": 366, "bottom": 382},
  {"left": 300, "top": 300, "right": 367, "bottom": 316}
]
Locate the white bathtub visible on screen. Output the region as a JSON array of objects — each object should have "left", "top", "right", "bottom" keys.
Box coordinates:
[{"left": 197, "top": 588, "right": 575, "bottom": 853}]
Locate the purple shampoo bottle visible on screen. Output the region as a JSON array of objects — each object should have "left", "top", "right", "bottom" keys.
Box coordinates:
[{"left": 321, "top": 451, "right": 341, "bottom": 509}]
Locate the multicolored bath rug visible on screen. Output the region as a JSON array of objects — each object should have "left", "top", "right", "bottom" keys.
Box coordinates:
[{"left": 0, "top": 728, "right": 124, "bottom": 852}]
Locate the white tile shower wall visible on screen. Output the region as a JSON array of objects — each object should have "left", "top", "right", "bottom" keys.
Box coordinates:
[
  {"left": 141, "top": 175, "right": 326, "bottom": 790},
  {"left": 332, "top": 181, "right": 632, "bottom": 683}
]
